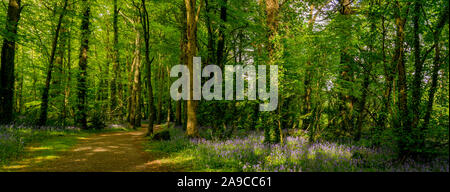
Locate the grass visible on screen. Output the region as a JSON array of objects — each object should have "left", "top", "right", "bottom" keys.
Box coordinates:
[
  {"left": 0, "top": 124, "right": 130, "bottom": 171},
  {"left": 144, "top": 124, "right": 198, "bottom": 171}
]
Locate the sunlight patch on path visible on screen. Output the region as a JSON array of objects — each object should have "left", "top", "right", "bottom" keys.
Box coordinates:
[{"left": 4, "top": 125, "right": 187, "bottom": 172}]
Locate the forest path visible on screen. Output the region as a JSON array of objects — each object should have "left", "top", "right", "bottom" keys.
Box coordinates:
[{"left": 10, "top": 124, "right": 185, "bottom": 172}]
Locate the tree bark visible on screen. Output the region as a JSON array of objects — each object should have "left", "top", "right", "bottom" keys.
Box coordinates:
[
  {"left": 393, "top": 1, "right": 411, "bottom": 157},
  {"left": 140, "top": 0, "right": 155, "bottom": 135},
  {"left": 411, "top": 1, "right": 422, "bottom": 131},
  {"left": 110, "top": 0, "right": 121, "bottom": 119},
  {"left": 185, "top": 0, "right": 202, "bottom": 137},
  {"left": 0, "top": 0, "right": 22, "bottom": 124},
  {"left": 130, "top": 29, "right": 141, "bottom": 129},
  {"left": 76, "top": 0, "right": 91, "bottom": 129},
  {"left": 264, "top": 0, "right": 281, "bottom": 143}
]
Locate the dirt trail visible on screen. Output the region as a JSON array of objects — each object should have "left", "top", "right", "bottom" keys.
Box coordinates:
[{"left": 15, "top": 125, "right": 184, "bottom": 172}]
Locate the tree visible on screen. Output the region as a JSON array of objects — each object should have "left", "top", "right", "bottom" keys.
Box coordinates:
[
  {"left": 129, "top": 24, "right": 142, "bottom": 129},
  {"left": 335, "top": 0, "right": 355, "bottom": 136},
  {"left": 264, "top": 0, "right": 281, "bottom": 143},
  {"left": 110, "top": 0, "right": 122, "bottom": 119},
  {"left": 184, "top": 0, "right": 202, "bottom": 137},
  {"left": 139, "top": 0, "right": 156, "bottom": 135},
  {"left": 76, "top": 0, "right": 91, "bottom": 129},
  {"left": 393, "top": 0, "right": 411, "bottom": 157},
  {"left": 38, "top": 0, "right": 69, "bottom": 126},
  {"left": 0, "top": 0, "right": 22, "bottom": 124},
  {"left": 422, "top": 3, "right": 449, "bottom": 142}
]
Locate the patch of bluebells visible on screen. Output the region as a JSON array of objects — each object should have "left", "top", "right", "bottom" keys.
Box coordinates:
[{"left": 189, "top": 132, "right": 449, "bottom": 172}]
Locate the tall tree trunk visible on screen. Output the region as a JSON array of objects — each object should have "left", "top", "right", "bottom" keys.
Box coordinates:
[
  {"left": 264, "top": 0, "right": 281, "bottom": 143},
  {"left": 422, "top": 5, "right": 449, "bottom": 139},
  {"left": 157, "top": 56, "right": 163, "bottom": 124},
  {"left": 393, "top": 1, "right": 411, "bottom": 157},
  {"left": 175, "top": 3, "right": 188, "bottom": 126},
  {"left": 38, "top": 0, "right": 69, "bottom": 126},
  {"left": 166, "top": 65, "right": 172, "bottom": 125},
  {"left": 185, "top": 0, "right": 202, "bottom": 137},
  {"left": 140, "top": 0, "right": 155, "bottom": 135},
  {"left": 63, "top": 19, "right": 73, "bottom": 127},
  {"left": 0, "top": 0, "right": 21, "bottom": 124},
  {"left": 411, "top": 1, "right": 423, "bottom": 131},
  {"left": 130, "top": 30, "right": 141, "bottom": 129},
  {"left": 76, "top": 0, "right": 91, "bottom": 129},
  {"left": 110, "top": 0, "right": 121, "bottom": 120},
  {"left": 336, "top": 0, "right": 354, "bottom": 135}
]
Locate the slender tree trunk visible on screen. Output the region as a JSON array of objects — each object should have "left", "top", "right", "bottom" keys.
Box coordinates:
[
  {"left": 130, "top": 30, "right": 141, "bottom": 129},
  {"left": 175, "top": 4, "right": 188, "bottom": 126},
  {"left": 205, "top": 0, "right": 216, "bottom": 65},
  {"left": 166, "top": 65, "right": 172, "bottom": 125},
  {"left": 110, "top": 0, "right": 121, "bottom": 120},
  {"left": 63, "top": 20, "right": 73, "bottom": 127},
  {"left": 411, "top": 1, "right": 423, "bottom": 131},
  {"left": 76, "top": 0, "right": 91, "bottom": 129},
  {"left": 157, "top": 55, "right": 163, "bottom": 124},
  {"left": 38, "top": 0, "right": 69, "bottom": 126},
  {"left": 377, "top": 13, "right": 393, "bottom": 132},
  {"left": 57, "top": 23, "right": 68, "bottom": 125},
  {"left": 216, "top": 0, "right": 227, "bottom": 69},
  {"left": 422, "top": 5, "right": 449, "bottom": 138},
  {"left": 0, "top": 0, "right": 21, "bottom": 124},
  {"left": 355, "top": 1, "right": 376, "bottom": 141},
  {"left": 393, "top": 1, "right": 411, "bottom": 157},
  {"left": 127, "top": 56, "right": 132, "bottom": 122},
  {"left": 140, "top": 0, "right": 155, "bottom": 135}
]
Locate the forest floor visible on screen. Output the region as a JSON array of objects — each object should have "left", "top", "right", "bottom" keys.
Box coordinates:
[{"left": 1, "top": 124, "right": 189, "bottom": 172}]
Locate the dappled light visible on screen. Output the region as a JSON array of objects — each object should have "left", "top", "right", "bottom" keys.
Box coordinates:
[{"left": 0, "top": 0, "right": 448, "bottom": 174}]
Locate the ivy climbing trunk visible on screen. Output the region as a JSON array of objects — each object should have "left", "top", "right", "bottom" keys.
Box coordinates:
[{"left": 264, "top": 0, "right": 281, "bottom": 143}]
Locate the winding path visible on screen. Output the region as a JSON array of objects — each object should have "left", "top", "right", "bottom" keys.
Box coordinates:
[{"left": 12, "top": 125, "right": 186, "bottom": 172}]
